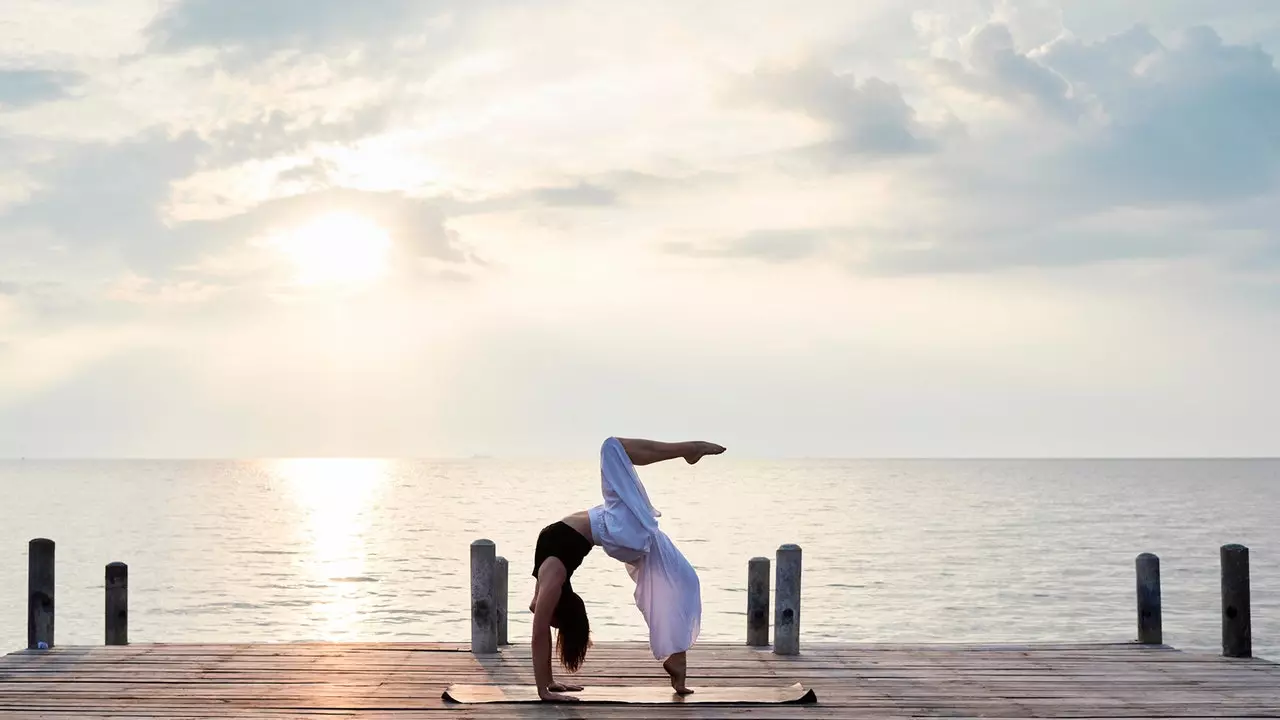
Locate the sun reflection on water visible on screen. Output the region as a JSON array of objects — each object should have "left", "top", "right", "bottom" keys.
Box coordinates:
[{"left": 268, "top": 458, "right": 390, "bottom": 639}]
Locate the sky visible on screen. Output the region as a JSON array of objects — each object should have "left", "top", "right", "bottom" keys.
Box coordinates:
[{"left": 1, "top": 0, "right": 1278, "bottom": 459}]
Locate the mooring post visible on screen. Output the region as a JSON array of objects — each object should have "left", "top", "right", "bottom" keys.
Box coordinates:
[
  {"left": 470, "top": 539, "right": 497, "bottom": 654},
  {"left": 774, "top": 544, "right": 802, "bottom": 655},
  {"left": 28, "top": 538, "right": 55, "bottom": 650},
  {"left": 105, "top": 562, "right": 128, "bottom": 646},
  {"left": 1135, "top": 552, "right": 1161, "bottom": 645},
  {"left": 747, "top": 556, "right": 770, "bottom": 646},
  {"left": 1221, "top": 543, "right": 1251, "bottom": 658},
  {"left": 494, "top": 555, "right": 509, "bottom": 646}
]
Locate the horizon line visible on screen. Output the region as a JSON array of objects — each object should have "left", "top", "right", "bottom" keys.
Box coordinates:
[{"left": 3, "top": 455, "right": 1279, "bottom": 462}]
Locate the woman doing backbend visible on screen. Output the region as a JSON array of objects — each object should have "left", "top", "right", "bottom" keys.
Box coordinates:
[{"left": 529, "top": 436, "right": 725, "bottom": 702}]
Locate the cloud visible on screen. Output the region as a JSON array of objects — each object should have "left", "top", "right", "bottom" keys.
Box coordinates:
[
  {"left": 204, "top": 106, "right": 394, "bottom": 166},
  {"left": 667, "top": 19, "right": 1280, "bottom": 276},
  {"left": 3, "top": 129, "right": 209, "bottom": 264},
  {"left": 106, "top": 273, "right": 227, "bottom": 306},
  {"left": 934, "top": 22, "right": 1080, "bottom": 120},
  {"left": 1, "top": 128, "right": 208, "bottom": 272},
  {"left": 738, "top": 63, "right": 938, "bottom": 157},
  {"left": 509, "top": 19, "right": 1280, "bottom": 280},
  {"left": 142, "top": 0, "right": 510, "bottom": 82},
  {"left": 857, "top": 216, "right": 1209, "bottom": 276},
  {"left": 850, "top": 22, "right": 1280, "bottom": 275},
  {"left": 146, "top": 0, "right": 436, "bottom": 56},
  {"left": 661, "top": 199, "right": 1239, "bottom": 275},
  {"left": 933, "top": 23, "right": 1280, "bottom": 205},
  {"left": 1059, "top": 25, "right": 1280, "bottom": 204},
  {"left": 274, "top": 158, "right": 337, "bottom": 186},
  {"left": 0, "top": 125, "right": 479, "bottom": 298},
  {"left": 437, "top": 170, "right": 732, "bottom": 218},
  {"left": 5, "top": 1, "right": 1280, "bottom": 460},
  {"left": 665, "top": 229, "right": 841, "bottom": 264},
  {"left": 529, "top": 182, "right": 617, "bottom": 207},
  {"left": 1036, "top": 24, "right": 1163, "bottom": 100},
  {"left": 180, "top": 187, "right": 479, "bottom": 267},
  {"left": 0, "top": 69, "right": 83, "bottom": 109},
  {"left": 0, "top": 279, "right": 92, "bottom": 322}
]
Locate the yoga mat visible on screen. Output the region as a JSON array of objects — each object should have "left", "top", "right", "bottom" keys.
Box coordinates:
[{"left": 442, "top": 681, "right": 817, "bottom": 704}]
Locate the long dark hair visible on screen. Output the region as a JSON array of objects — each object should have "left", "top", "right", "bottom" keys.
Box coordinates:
[{"left": 553, "top": 588, "right": 591, "bottom": 672}]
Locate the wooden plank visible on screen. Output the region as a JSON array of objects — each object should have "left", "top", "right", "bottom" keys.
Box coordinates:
[{"left": 0, "top": 641, "right": 1275, "bottom": 719}]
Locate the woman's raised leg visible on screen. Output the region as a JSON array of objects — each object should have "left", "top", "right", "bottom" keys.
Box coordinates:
[{"left": 616, "top": 438, "right": 725, "bottom": 466}]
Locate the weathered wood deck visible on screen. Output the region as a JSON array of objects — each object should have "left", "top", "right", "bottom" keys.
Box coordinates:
[{"left": 1, "top": 641, "right": 1277, "bottom": 719}]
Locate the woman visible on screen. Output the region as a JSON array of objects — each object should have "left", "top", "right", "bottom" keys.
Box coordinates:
[{"left": 529, "top": 436, "right": 726, "bottom": 702}]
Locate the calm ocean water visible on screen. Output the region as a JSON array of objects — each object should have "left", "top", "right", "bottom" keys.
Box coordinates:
[{"left": 0, "top": 458, "right": 1275, "bottom": 660}]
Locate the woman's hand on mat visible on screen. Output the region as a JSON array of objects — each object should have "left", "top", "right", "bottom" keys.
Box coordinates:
[
  {"left": 538, "top": 688, "right": 580, "bottom": 702},
  {"left": 547, "top": 681, "right": 583, "bottom": 692}
]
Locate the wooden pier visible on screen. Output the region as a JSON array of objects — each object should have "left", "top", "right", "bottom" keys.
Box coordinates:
[
  {"left": 2, "top": 640, "right": 1279, "bottom": 718},
  {"left": 5, "top": 538, "right": 1276, "bottom": 717}
]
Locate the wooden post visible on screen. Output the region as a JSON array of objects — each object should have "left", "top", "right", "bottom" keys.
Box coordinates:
[
  {"left": 1135, "top": 552, "right": 1161, "bottom": 645},
  {"left": 105, "top": 562, "right": 128, "bottom": 646},
  {"left": 28, "top": 538, "right": 54, "bottom": 650},
  {"left": 774, "top": 544, "right": 802, "bottom": 655},
  {"left": 747, "top": 556, "right": 770, "bottom": 646},
  {"left": 495, "top": 555, "right": 509, "bottom": 646},
  {"left": 1221, "top": 543, "right": 1251, "bottom": 658},
  {"left": 470, "top": 539, "right": 497, "bottom": 654}
]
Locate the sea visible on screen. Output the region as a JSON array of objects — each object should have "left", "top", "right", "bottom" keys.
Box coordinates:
[{"left": 1, "top": 458, "right": 1275, "bottom": 660}]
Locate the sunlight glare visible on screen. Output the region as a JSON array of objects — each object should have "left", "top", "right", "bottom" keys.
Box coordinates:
[
  {"left": 271, "top": 457, "right": 390, "bottom": 639},
  {"left": 268, "top": 212, "right": 392, "bottom": 287}
]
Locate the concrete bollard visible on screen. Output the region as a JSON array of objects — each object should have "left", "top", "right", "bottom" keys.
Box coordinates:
[
  {"left": 1221, "top": 543, "right": 1251, "bottom": 658},
  {"left": 774, "top": 544, "right": 802, "bottom": 655},
  {"left": 495, "top": 555, "right": 509, "bottom": 646},
  {"left": 1135, "top": 553, "right": 1161, "bottom": 645},
  {"left": 747, "top": 556, "right": 770, "bottom": 646},
  {"left": 28, "top": 538, "right": 55, "bottom": 650},
  {"left": 106, "top": 562, "right": 128, "bottom": 646},
  {"left": 470, "top": 539, "right": 498, "bottom": 654}
]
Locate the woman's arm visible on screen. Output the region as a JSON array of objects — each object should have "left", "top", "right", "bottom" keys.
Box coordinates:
[{"left": 530, "top": 563, "right": 577, "bottom": 702}]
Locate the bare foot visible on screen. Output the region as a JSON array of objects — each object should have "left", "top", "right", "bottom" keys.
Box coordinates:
[
  {"left": 663, "top": 653, "right": 694, "bottom": 695},
  {"left": 683, "top": 441, "right": 726, "bottom": 465}
]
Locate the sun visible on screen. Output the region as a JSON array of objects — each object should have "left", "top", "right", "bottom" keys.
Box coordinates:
[{"left": 268, "top": 212, "right": 393, "bottom": 287}]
